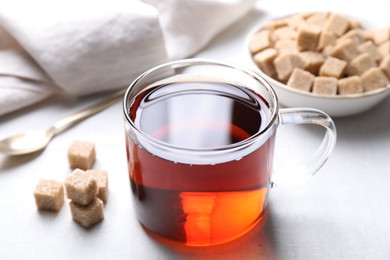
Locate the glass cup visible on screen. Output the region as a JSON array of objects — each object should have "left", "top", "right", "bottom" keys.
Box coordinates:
[{"left": 123, "top": 58, "right": 337, "bottom": 246}]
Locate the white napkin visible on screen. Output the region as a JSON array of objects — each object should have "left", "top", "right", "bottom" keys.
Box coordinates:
[{"left": 0, "top": 0, "right": 256, "bottom": 116}]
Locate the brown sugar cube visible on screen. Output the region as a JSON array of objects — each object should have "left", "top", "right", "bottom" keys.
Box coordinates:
[
  {"left": 361, "top": 67, "right": 390, "bottom": 92},
  {"left": 306, "top": 13, "right": 329, "bottom": 28},
  {"left": 319, "top": 56, "right": 347, "bottom": 78},
  {"left": 338, "top": 29, "right": 365, "bottom": 44},
  {"left": 34, "top": 179, "right": 64, "bottom": 212},
  {"left": 286, "top": 14, "right": 306, "bottom": 29},
  {"left": 249, "top": 30, "right": 272, "bottom": 54},
  {"left": 68, "top": 140, "right": 96, "bottom": 170},
  {"left": 300, "top": 12, "right": 317, "bottom": 19},
  {"left": 299, "top": 51, "right": 325, "bottom": 75},
  {"left": 346, "top": 53, "right": 377, "bottom": 76},
  {"left": 380, "top": 54, "right": 390, "bottom": 79},
  {"left": 322, "top": 45, "right": 334, "bottom": 57},
  {"left": 272, "top": 26, "right": 297, "bottom": 41},
  {"left": 338, "top": 76, "right": 363, "bottom": 95},
  {"left": 331, "top": 38, "right": 360, "bottom": 62},
  {"left": 317, "top": 31, "right": 337, "bottom": 51},
  {"left": 70, "top": 198, "right": 104, "bottom": 228},
  {"left": 297, "top": 23, "right": 321, "bottom": 51},
  {"left": 348, "top": 19, "right": 362, "bottom": 30},
  {"left": 312, "top": 77, "right": 337, "bottom": 95},
  {"left": 86, "top": 169, "right": 108, "bottom": 204},
  {"left": 253, "top": 48, "right": 278, "bottom": 77},
  {"left": 366, "top": 28, "right": 390, "bottom": 45},
  {"left": 274, "top": 53, "right": 305, "bottom": 82},
  {"left": 275, "top": 39, "right": 299, "bottom": 55},
  {"left": 378, "top": 41, "right": 390, "bottom": 61},
  {"left": 65, "top": 169, "right": 98, "bottom": 205},
  {"left": 287, "top": 68, "right": 315, "bottom": 92},
  {"left": 263, "top": 19, "right": 288, "bottom": 31},
  {"left": 323, "top": 13, "right": 349, "bottom": 36},
  {"left": 358, "top": 41, "right": 382, "bottom": 63}
]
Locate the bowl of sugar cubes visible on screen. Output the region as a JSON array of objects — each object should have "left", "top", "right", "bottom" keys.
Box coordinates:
[{"left": 247, "top": 12, "right": 390, "bottom": 117}]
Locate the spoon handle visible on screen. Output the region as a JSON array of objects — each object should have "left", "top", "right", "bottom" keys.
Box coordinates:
[{"left": 51, "top": 89, "right": 126, "bottom": 135}]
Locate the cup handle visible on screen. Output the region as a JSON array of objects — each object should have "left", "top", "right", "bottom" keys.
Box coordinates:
[{"left": 271, "top": 108, "right": 337, "bottom": 187}]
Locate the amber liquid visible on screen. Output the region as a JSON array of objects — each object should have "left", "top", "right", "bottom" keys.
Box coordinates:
[{"left": 126, "top": 81, "right": 275, "bottom": 246}]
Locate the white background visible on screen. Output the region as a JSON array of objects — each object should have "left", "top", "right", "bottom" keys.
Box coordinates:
[{"left": 1, "top": 0, "right": 390, "bottom": 259}]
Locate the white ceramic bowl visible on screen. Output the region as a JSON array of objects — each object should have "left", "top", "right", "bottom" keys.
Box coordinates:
[{"left": 246, "top": 16, "right": 390, "bottom": 117}]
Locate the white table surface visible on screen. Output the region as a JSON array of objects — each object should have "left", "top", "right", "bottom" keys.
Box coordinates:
[{"left": 1, "top": 1, "right": 390, "bottom": 259}]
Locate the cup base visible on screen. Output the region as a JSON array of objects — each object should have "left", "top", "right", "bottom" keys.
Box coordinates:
[{"left": 139, "top": 210, "right": 268, "bottom": 247}]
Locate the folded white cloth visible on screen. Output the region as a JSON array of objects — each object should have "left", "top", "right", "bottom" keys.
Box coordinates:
[{"left": 0, "top": 0, "right": 256, "bottom": 116}]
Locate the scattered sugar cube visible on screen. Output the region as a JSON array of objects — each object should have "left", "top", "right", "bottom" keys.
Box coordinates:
[
  {"left": 65, "top": 169, "right": 98, "bottom": 206},
  {"left": 319, "top": 57, "right": 347, "bottom": 78},
  {"left": 287, "top": 68, "right": 315, "bottom": 92},
  {"left": 323, "top": 13, "right": 349, "bottom": 36},
  {"left": 331, "top": 38, "right": 360, "bottom": 62},
  {"left": 86, "top": 169, "right": 108, "bottom": 204},
  {"left": 34, "top": 179, "right": 64, "bottom": 212},
  {"left": 68, "top": 140, "right": 96, "bottom": 170},
  {"left": 346, "top": 53, "right": 377, "bottom": 76},
  {"left": 274, "top": 53, "right": 305, "bottom": 82},
  {"left": 249, "top": 30, "right": 272, "bottom": 54},
  {"left": 70, "top": 198, "right": 104, "bottom": 228},
  {"left": 338, "top": 76, "right": 363, "bottom": 95},
  {"left": 253, "top": 48, "right": 278, "bottom": 77},
  {"left": 380, "top": 54, "right": 390, "bottom": 79},
  {"left": 358, "top": 41, "right": 381, "bottom": 63},
  {"left": 312, "top": 77, "right": 337, "bottom": 95},
  {"left": 299, "top": 51, "right": 325, "bottom": 75},
  {"left": 366, "top": 28, "right": 390, "bottom": 45},
  {"left": 297, "top": 23, "right": 321, "bottom": 51},
  {"left": 361, "top": 67, "right": 390, "bottom": 92}
]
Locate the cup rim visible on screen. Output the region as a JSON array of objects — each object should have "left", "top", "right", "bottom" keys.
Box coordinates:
[{"left": 123, "top": 58, "right": 280, "bottom": 154}]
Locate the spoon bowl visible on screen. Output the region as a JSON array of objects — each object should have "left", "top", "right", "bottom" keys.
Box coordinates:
[{"left": 0, "top": 130, "right": 54, "bottom": 155}]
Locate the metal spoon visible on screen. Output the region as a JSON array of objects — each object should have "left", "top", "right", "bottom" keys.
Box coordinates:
[{"left": 0, "top": 89, "right": 126, "bottom": 156}]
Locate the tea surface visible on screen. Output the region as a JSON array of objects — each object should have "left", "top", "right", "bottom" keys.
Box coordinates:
[{"left": 130, "top": 81, "right": 269, "bottom": 149}]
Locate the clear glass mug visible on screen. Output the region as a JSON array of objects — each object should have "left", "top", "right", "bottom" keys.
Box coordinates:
[{"left": 123, "top": 59, "right": 337, "bottom": 246}]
